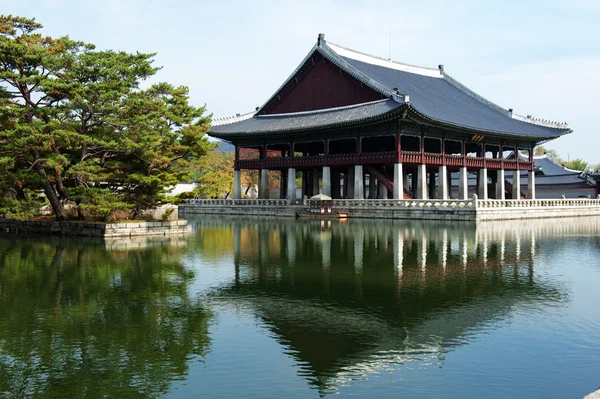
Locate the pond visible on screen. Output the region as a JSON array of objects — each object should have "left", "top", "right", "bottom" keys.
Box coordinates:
[{"left": 1, "top": 216, "right": 599, "bottom": 398}]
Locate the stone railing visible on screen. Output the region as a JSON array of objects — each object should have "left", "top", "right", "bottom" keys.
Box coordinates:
[
  {"left": 333, "top": 198, "right": 476, "bottom": 210},
  {"left": 476, "top": 198, "right": 600, "bottom": 208},
  {"left": 186, "top": 198, "right": 290, "bottom": 206}
]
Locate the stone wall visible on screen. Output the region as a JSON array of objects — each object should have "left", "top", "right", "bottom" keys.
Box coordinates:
[
  {"left": 180, "top": 197, "right": 600, "bottom": 222},
  {"left": 180, "top": 199, "right": 298, "bottom": 218},
  {"left": 0, "top": 219, "right": 190, "bottom": 237}
]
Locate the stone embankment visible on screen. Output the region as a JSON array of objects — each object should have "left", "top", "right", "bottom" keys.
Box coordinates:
[
  {"left": 179, "top": 197, "right": 600, "bottom": 221},
  {"left": 0, "top": 219, "right": 190, "bottom": 238}
]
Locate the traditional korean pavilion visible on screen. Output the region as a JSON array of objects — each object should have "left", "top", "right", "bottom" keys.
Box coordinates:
[{"left": 210, "top": 34, "right": 571, "bottom": 202}]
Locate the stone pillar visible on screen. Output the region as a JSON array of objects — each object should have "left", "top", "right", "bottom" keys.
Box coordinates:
[
  {"left": 322, "top": 166, "right": 331, "bottom": 196},
  {"left": 447, "top": 171, "right": 453, "bottom": 199},
  {"left": 458, "top": 166, "right": 468, "bottom": 200},
  {"left": 259, "top": 169, "right": 269, "bottom": 199},
  {"left": 354, "top": 165, "right": 364, "bottom": 199},
  {"left": 233, "top": 169, "right": 241, "bottom": 199},
  {"left": 428, "top": 172, "right": 437, "bottom": 199},
  {"left": 512, "top": 170, "right": 521, "bottom": 200},
  {"left": 478, "top": 168, "right": 488, "bottom": 199},
  {"left": 416, "top": 164, "right": 427, "bottom": 199},
  {"left": 378, "top": 178, "right": 388, "bottom": 199},
  {"left": 496, "top": 169, "right": 505, "bottom": 200},
  {"left": 528, "top": 170, "right": 536, "bottom": 199},
  {"left": 312, "top": 168, "right": 320, "bottom": 197},
  {"left": 286, "top": 168, "right": 296, "bottom": 202},
  {"left": 347, "top": 167, "right": 355, "bottom": 199},
  {"left": 403, "top": 168, "right": 410, "bottom": 193},
  {"left": 438, "top": 165, "right": 448, "bottom": 200},
  {"left": 369, "top": 174, "right": 376, "bottom": 199},
  {"left": 393, "top": 163, "right": 404, "bottom": 199}
]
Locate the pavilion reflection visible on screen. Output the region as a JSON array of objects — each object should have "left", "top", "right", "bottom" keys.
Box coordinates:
[{"left": 192, "top": 216, "right": 600, "bottom": 395}]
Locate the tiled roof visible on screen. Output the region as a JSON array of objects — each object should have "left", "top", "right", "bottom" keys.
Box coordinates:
[
  {"left": 210, "top": 98, "right": 404, "bottom": 137},
  {"left": 210, "top": 35, "right": 571, "bottom": 139},
  {"left": 322, "top": 42, "right": 569, "bottom": 139},
  {"left": 534, "top": 155, "right": 580, "bottom": 175}
]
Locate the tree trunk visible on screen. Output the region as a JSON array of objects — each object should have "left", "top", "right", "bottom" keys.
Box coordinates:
[
  {"left": 41, "top": 175, "right": 67, "bottom": 220},
  {"left": 31, "top": 151, "right": 67, "bottom": 220}
]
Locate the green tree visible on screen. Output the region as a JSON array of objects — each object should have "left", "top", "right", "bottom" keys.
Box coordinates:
[
  {"left": 562, "top": 158, "right": 588, "bottom": 171},
  {"left": 0, "top": 15, "right": 91, "bottom": 219},
  {"left": 0, "top": 15, "right": 213, "bottom": 220},
  {"left": 534, "top": 145, "right": 561, "bottom": 161},
  {"left": 195, "top": 150, "right": 234, "bottom": 199}
]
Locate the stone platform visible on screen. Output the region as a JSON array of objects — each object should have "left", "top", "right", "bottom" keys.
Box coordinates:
[
  {"left": 0, "top": 219, "right": 190, "bottom": 237},
  {"left": 179, "top": 197, "right": 600, "bottom": 221}
]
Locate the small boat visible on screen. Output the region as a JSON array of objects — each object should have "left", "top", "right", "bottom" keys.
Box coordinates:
[{"left": 295, "top": 194, "right": 349, "bottom": 219}]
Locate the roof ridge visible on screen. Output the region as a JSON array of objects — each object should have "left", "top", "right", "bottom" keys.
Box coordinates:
[
  {"left": 326, "top": 40, "right": 443, "bottom": 78},
  {"left": 211, "top": 110, "right": 257, "bottom": 127},
  {"left": 509, "top": 111, "right": 569, "bottom": 129},
  {"left": 256, "top": 98, "right": 397, "bottom": 118}
]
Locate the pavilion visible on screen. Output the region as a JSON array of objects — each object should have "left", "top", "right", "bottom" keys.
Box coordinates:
[{"left": 209, "top": 34, "right": 571, "bottom": 202}]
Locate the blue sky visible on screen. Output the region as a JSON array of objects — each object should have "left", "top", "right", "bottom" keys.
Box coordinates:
[{"left": 2, "top": 0, "right": 599, "bottom": 163}]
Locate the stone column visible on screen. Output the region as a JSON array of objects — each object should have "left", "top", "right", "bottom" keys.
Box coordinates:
[
  {"left": 403, "top": 168, "right": 410, "bottom": 193},
  {"left": 354, "top": 165, "right": 364, "bottom": 199},
  {"left": 393, "top": 163, "right": 404, "bottom": 199},
  {"left": 496, "top": 169, "right": 505, "bottom": 200},
  {"left": 369, "top": 174, "right": 376, "bottom": 199},
  {"left": 416, "top": 164, "right": 427, "bottom": 199},
  {"left": 259, "top": 169, "right": 269, "bottom": 199},
  {"left": 286, "top": 168, "right": 296, "bottom": 202},
  {"left": 322, "top": 166, "right": 331, "bottom": 196},
  {"left": 378, "top": 178, "right": 388, "bottom": 199},
  {"left": 428, "top": 172, "right": 437, "bottom": 199},
  {"left": 512, "top": 170, "right": 521, "bottom": 200},
  {"left": 447, "top": 171, "right": 453, "bottom": 199},
  {"left": 347, "top": 167, "right": 355, "bottom": 199},
  {"left": 528, "top": 170, "right": 536, "bottom": 199},
  {"left": 458, "top": 166, "right": 468, "bottom": 200},
  {"left": 478, "top": 168, "right": 488, "bottom": 199},
  {"left": 438, "top": 165, "right": 448, "bottom": 200},
  {"left": 312, "top": 168, "right": 320, "bottom": 197},
  {"left": 233, "top": 169, "right": 241, "bottom": 199}
]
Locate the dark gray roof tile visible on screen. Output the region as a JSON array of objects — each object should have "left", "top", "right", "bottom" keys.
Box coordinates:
[{"left": 211, "top": 99, "right": 403, "bottom": 137}]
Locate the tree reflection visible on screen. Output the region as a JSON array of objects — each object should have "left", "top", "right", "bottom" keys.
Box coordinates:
[{"left": 0, "top": 236, "right": 211, "bottom": 399}]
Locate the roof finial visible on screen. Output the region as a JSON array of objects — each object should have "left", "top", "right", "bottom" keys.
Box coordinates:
[
  {"left": 438, "top": 65, "right": 444, "bottom": 75},
  {"left": 318, "top": 33, "right": 325, "bottom": 45}
]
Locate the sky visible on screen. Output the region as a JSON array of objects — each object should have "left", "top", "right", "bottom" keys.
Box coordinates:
[{"left": 2, "top": 0, "right": 599, "bottom": 163}]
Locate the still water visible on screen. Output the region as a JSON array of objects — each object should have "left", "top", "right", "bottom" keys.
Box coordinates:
[{"left": 1, "top": 216, "right": 600, "bottom": 398}]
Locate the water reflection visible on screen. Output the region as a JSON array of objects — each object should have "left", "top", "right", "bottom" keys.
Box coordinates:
[
  {"left": 0, "top": 235, "right": 211, "bottom": 399},
  {"left": 195, "top": 217, "right": 587, "bottom": 395}
]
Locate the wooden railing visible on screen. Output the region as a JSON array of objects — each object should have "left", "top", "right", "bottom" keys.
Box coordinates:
[{"left": 236, "top": 152, "right": 532, "bottom": 170}]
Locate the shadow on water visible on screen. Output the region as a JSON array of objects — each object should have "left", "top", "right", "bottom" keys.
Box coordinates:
[
  {"left": 187, "top": 216, "right": 599, "bottom": 396},
  {"left": 0, "top": 235, "right": 212, "bottom": 399}
]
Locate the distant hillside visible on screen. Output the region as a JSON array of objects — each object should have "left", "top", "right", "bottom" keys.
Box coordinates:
[{"left": 214, "top": 140, "right": 234, "bottom": 152}]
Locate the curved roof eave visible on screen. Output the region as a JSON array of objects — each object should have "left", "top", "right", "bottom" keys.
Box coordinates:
[
  {"left": 209, "top": 103, "right": 406, "bottom": 139},
  {"left": 406, "top": 106, "right": 572, "bottom": 142}
]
